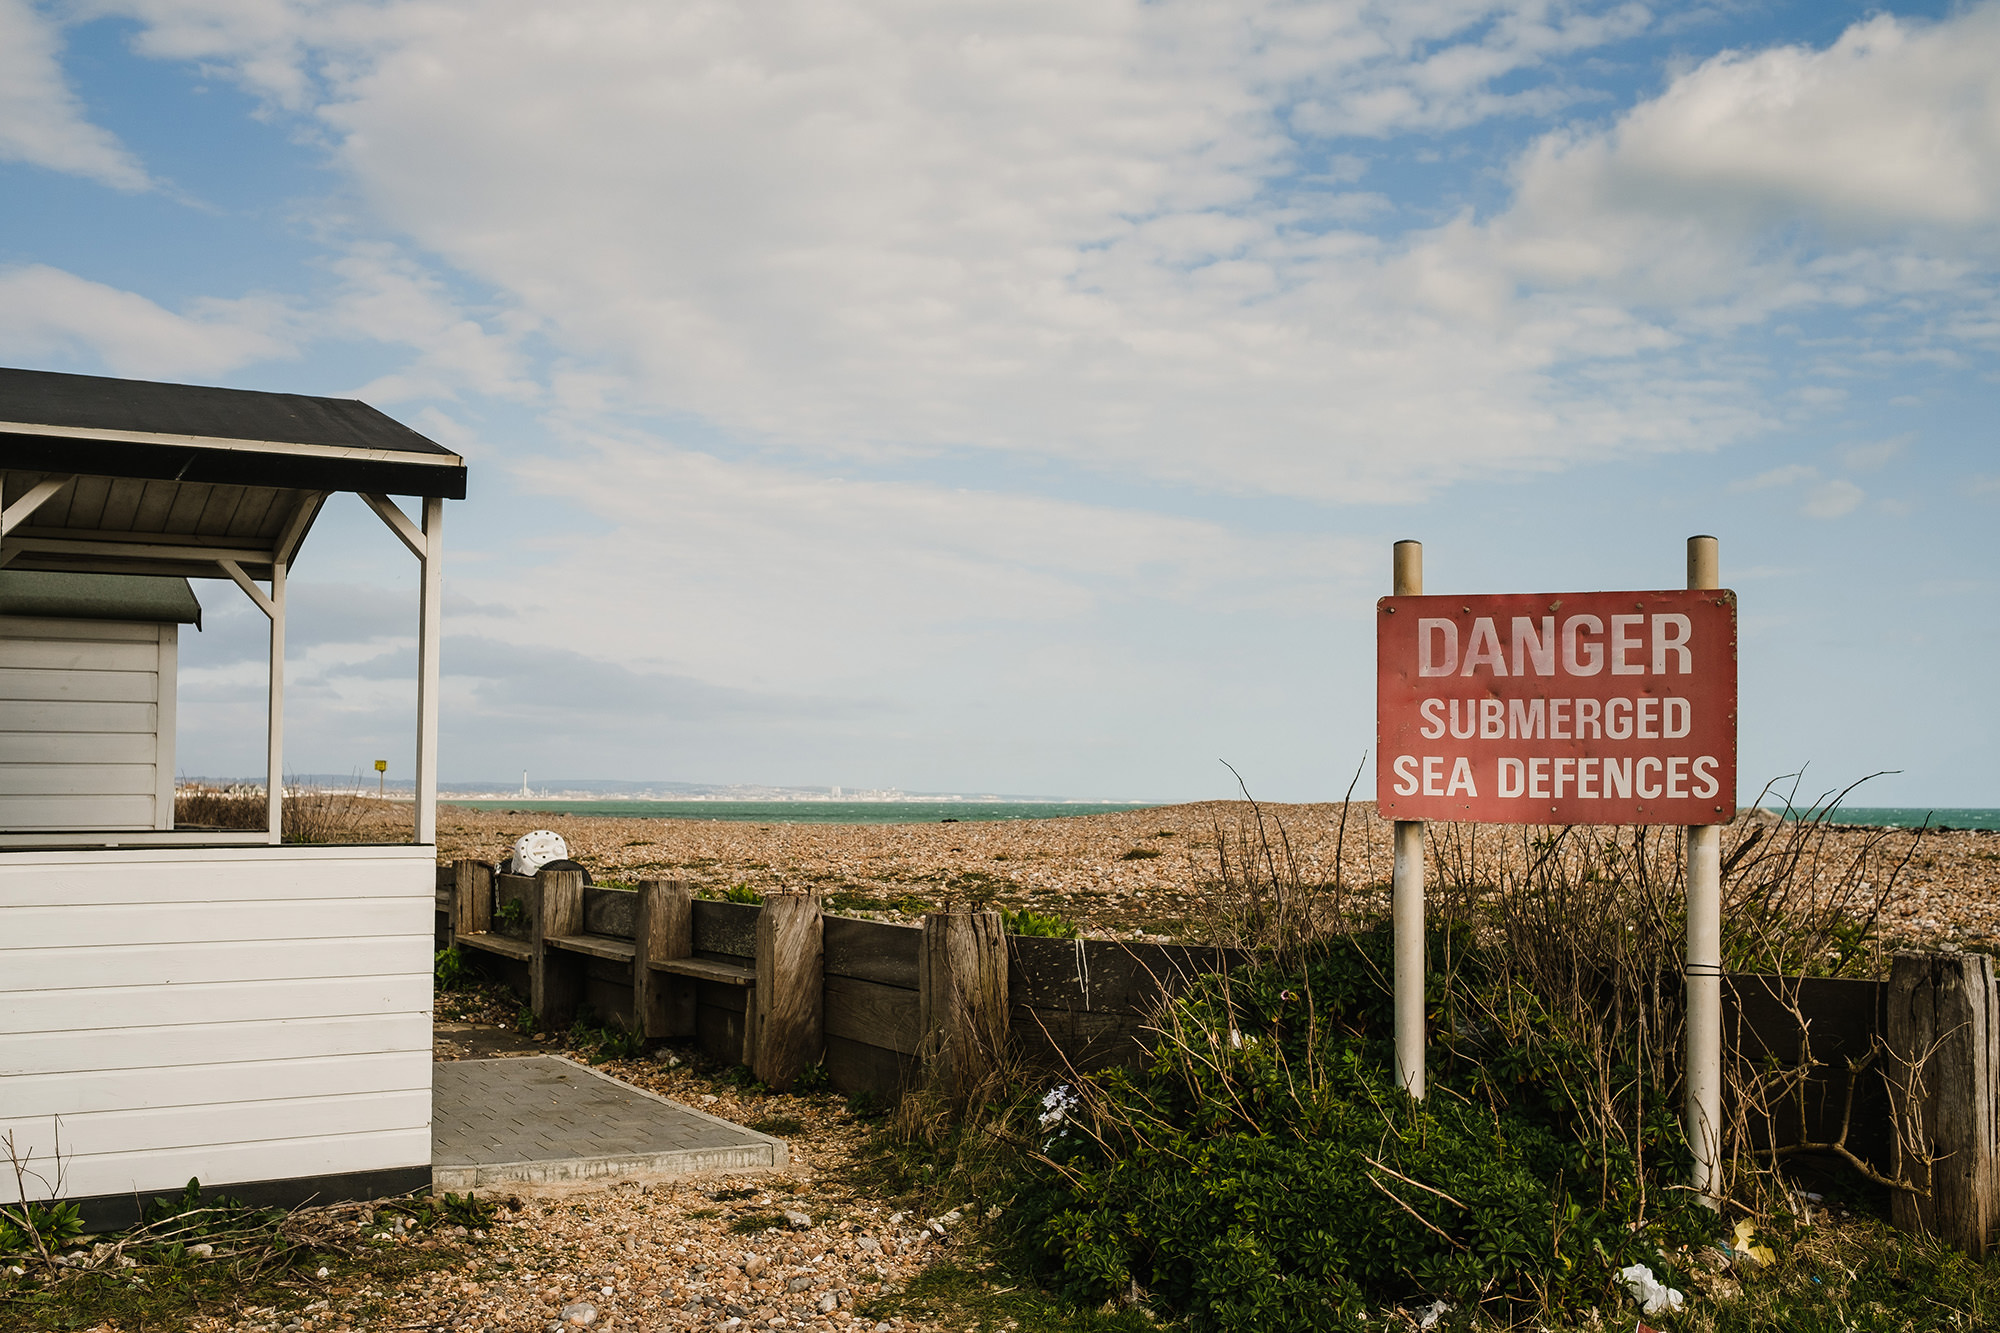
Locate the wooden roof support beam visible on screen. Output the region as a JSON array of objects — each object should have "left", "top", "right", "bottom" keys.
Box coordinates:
[
  {"left": 0, "top": 474, "right": 70, "bottom": 538},
  {"left": 217, "top": 557, "right": 277, "bottom": 620},
  {"left": 361, "top": 492, "right": 427, "bottom": 561}
]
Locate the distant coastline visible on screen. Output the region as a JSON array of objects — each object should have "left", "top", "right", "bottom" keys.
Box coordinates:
[{"left": 1782, "top": 807, "right": 2000, "bottom": 832}]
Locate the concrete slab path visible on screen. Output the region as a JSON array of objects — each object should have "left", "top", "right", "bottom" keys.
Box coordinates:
[{"left": 432, "top": 1055, "right": 787, "bottom": 1190}]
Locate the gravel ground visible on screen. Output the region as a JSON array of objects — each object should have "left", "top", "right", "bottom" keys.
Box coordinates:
[
  {"left": 175, "top": 1038, "right": 967, "bottom": 1333},
  {"left": 53, "top": 798, "right": 1989, "bottom": 1331},
  {"left": 411, "top": 800, "right": 2000, "bottom": 949}
]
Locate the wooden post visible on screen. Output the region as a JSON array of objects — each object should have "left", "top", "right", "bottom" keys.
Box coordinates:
[
  {"left": 754, "top": 893, "right": 825, "bottom": 1091},
  {"left": 919, "top": 911, "right": 1009, "bottom": 1106},
  {"left": 531, "top": 867, "right": 586, "bottom": 1028},
  {"left": 1391, "top": 538, "right": 1425, "bottom": 1099},
  {"left": 635, "top": 879, "right": 695, "bottom": 1039},
  {"left": 1888, "top": 951, "right": 1999, "bottom": 1255},
  {"left": 414, "top": 495, "right": 443, "bottom": 847},
  {"left": 452, "top": 859, "right": 493, "bottom": 936}
]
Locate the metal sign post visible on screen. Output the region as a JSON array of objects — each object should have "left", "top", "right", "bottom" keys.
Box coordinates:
[
  {"left": 1684, "top": 535, "right": 1723, "bottom": 1202},
  {"left": 1376, "top": 536, "right": 1735, "bottom": 1200},
  {"left": 1391, "top": 540, "right": 1426, "bottom": 1099}
]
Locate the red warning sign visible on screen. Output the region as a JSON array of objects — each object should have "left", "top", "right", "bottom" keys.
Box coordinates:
[{"left": 1377, "top": 589, "right": 1737, "bottom": 825}]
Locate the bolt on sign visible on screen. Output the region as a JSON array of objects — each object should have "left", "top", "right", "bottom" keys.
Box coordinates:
[{"left": 1378, "top": 589, "right": 1738, "bottom": 825}]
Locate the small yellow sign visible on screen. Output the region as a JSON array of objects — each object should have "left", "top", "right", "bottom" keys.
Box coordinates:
[{"left": 374, "top": 760, "right": 388, "bottom": 773}]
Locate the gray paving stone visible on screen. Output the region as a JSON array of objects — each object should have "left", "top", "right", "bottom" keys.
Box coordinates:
[{"left": 431, "top": 1055, "right": 786, "bottom": 1189}]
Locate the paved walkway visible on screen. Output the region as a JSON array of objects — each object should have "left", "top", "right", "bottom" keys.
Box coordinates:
[{"left": 432, "top": 1056, "right": 787, "bottom": 1190}]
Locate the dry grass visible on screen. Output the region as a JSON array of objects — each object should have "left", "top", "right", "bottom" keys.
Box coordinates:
[{"left": 174, "top": 786, "right": 410, "bottom": 844}]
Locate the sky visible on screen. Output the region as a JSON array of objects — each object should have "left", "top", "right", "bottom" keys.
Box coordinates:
[{"left": 3, "top": 0, "right": 1996, "bottom": 806}]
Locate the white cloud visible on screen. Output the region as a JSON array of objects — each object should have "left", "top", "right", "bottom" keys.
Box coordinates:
[
  {"left": 73, "top": 0, "right": 1753, "bottom": 502},
  {"left": 1840, "top": 435, "right": 1910, "bottom": 471},
  {"left": 1492, "top": 6, "right": 2000, "bottom": 309},
  {"left": 0, "top": 264, "right": 294, "bottom": 377},
  {"left": 1731, "top": 463, "right": 1816, "bottom": 494},
  {"left": 0, "top": 0, "right": 151, "bottom": 188},
  {"left": 468, "top": 433, "right": 1373, "bottom": 691},
  {"left": 57, "top": 2, "right": 2000, "bottom": 509},
  {"left": 1803, "top": 478, "right": 1865, "bottom": 519}
]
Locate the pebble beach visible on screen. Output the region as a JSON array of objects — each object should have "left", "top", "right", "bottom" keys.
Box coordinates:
[{"left": 414, "top": 800, "right": 2000, "bottom": 949}]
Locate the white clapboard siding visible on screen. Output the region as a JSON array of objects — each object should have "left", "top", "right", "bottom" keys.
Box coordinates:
[
  {"left": 0, "top": 973, "right": 430, "bottom": 1036},
  {"left": 0, "top": 763, "right": 159, "bottom": 796},
  {"left": 1, "top": 1013, "right": 423, "bottom": 1080},
  {"left": 6, "top": 1051, "right": 430, "bottom": 1118},
  {"left": 0, "top": 639, "right": 161, "bottom": 672},
  {"left": 0, "top": 845, "right": 435, "bottom": 1200},
  {"left": 0, "top": 732, "right": 158, "bottom": 764},
  {"left": 3, "top": 897, "right": 422, "bottom": 950},
  {"left": 0, "top": 700, "right": 157, "bottom": 732},
  {"left": 0, "top": 617, "right": 174, "bottom": 830},
  {"left": 0, "top": 794, "right": 156, "bottom": 827},
  {"left": 23, "top": 1089, "right": 433, "bottom": 1159},
  {"left": 55, "top": 1129, "right": 435, "bottom": 1204},
  {"left": 0, "top": 666, "right": 159, "bottom": 702},
  {"left": 4, "top": 937, "right": 421, "bottom": 990}
]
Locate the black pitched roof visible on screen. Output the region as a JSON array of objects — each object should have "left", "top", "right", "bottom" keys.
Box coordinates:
[{"left": 0, "top": 368, "right": 466, "bottom": 499}]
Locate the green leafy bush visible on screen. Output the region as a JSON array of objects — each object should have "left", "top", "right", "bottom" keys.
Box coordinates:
[
  {"left": 1005, "top": 926, "right": 1714, "bottom": 1328},
  {"left": 0, "top": 1198, "right": 83, "bottom": 1257},
  {"left": 433, "top": 945, "right": 474, "bottom": 991},
  {"left": 999, "top": 905, "right": 1079, "bottom": 938},
  {"left": 493, "top": 899, "right": 528, "bottom": 935}
]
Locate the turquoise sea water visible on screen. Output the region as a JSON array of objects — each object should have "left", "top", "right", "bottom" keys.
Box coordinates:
[
  {"left": 443, "top": 799, "right": 1158, "bottom": 825},
  {"left": 1785, "top": 807, "right": 2000, "bottom": 830}
]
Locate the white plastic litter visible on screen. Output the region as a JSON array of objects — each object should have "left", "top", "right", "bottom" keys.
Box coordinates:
[
  {"left": 1617, "top": 1263, "right": 1685, "bottom": 1316},
  {"left": 1416, "top": 1299, "right": 1451, "bottom": 1329},
  {"left": 509, "top": 830, "right": 569, "bottom": 876}
]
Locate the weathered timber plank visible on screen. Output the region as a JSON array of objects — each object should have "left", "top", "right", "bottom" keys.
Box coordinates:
[
  {"left": 693, "top": 900, "right": 759, "bottom": 958},
  {"left": 920, "top": 911, "right": 1008, "bottom": 1105},
  {"left": 825, "top": 976, "right": 921, "bottom": 1056},
  {"left": 584, "top": 975, "right": 634, "bottom": 1028},
  {"left": 548, "top": 934, "right": 636, "bottom": 963},
  {"left": 1010, "top": 1005, "right": 1154, "bottom": 1074},
  {"left": 824, "top": 1033, "right": 911, "bottom": 1101},
  {"left": 698, "top": 983, "right": 748, "bottom": 1015},
  {"left": 823, "top": 915, "right": 922, "bottom": 988},
  {"left": 496, "top": 873, "right": 536, "bottom": 920},
  {"left": 584, "top": 955, "right": 633, "bottom": 986},
  {"left": 1889, "top": 951, "right": 1999, "bottom": 1256},
  {"left": 754, "top": 893, "right": 823, "bottom": 1091},
  {"left": 456, "top": 933, "right": 531, "bottom": 962},
  {"left": 636, "top": 880, "right": 693, "bottom": 1039},
  {"left": 1008, "top": 936, "right": 1244, "bottom": 1014},
  {"left": 530, "top": 869, "right": 586, "bottom": 1027},
  {"left": 582, "top": 886, "right": 638, "bottom": 939},
  {"left": 453, "top": 860, "right": 493, "bottom": 935},
  {"left": 699, "top": 1003, "right": 746, "bottom": 1067},
  {"left": 1727, "top": 974, "right": 1891, "bottom": 1160},
  {"left": 660, "top": 957, "right": 756, "bottom": 986}
]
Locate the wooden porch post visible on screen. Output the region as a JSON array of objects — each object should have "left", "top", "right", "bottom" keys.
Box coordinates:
[{"left": 414, "top": 495, "right": 443, "bottom": 846}]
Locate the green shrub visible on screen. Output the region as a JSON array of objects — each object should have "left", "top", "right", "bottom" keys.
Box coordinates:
[
  {"left": 0, "top": 1198, "right": 83, "bottom": 1257},
  {"left": 433, "top": 945, "right": 475, "bottom": 992},
  {"left": 1000, "top": 905, "right": 1079, "bottom": 938},
  {"left": 1004, "top": 927, "right": 1714, "bottom": 1328},
  {"left": 566, "top": 1014, "right": 646, "bottom": 1063}
]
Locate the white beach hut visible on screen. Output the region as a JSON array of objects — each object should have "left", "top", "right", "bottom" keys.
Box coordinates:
[{"left": 0, "top": 367, "right": 465, "bottom": 1226}]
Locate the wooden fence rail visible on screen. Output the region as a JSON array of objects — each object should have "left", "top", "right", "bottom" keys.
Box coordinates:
[{"left": 433, "top": 865, "right": 2000, "bottom": 1253}]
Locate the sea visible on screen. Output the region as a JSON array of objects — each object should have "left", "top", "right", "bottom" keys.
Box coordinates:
[
  {"left": 443, "top": 799, "right": 1159, "bottom": 825},
  {"left": 1785, "top": 807, "right": 2000, "bottom": 831}
]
